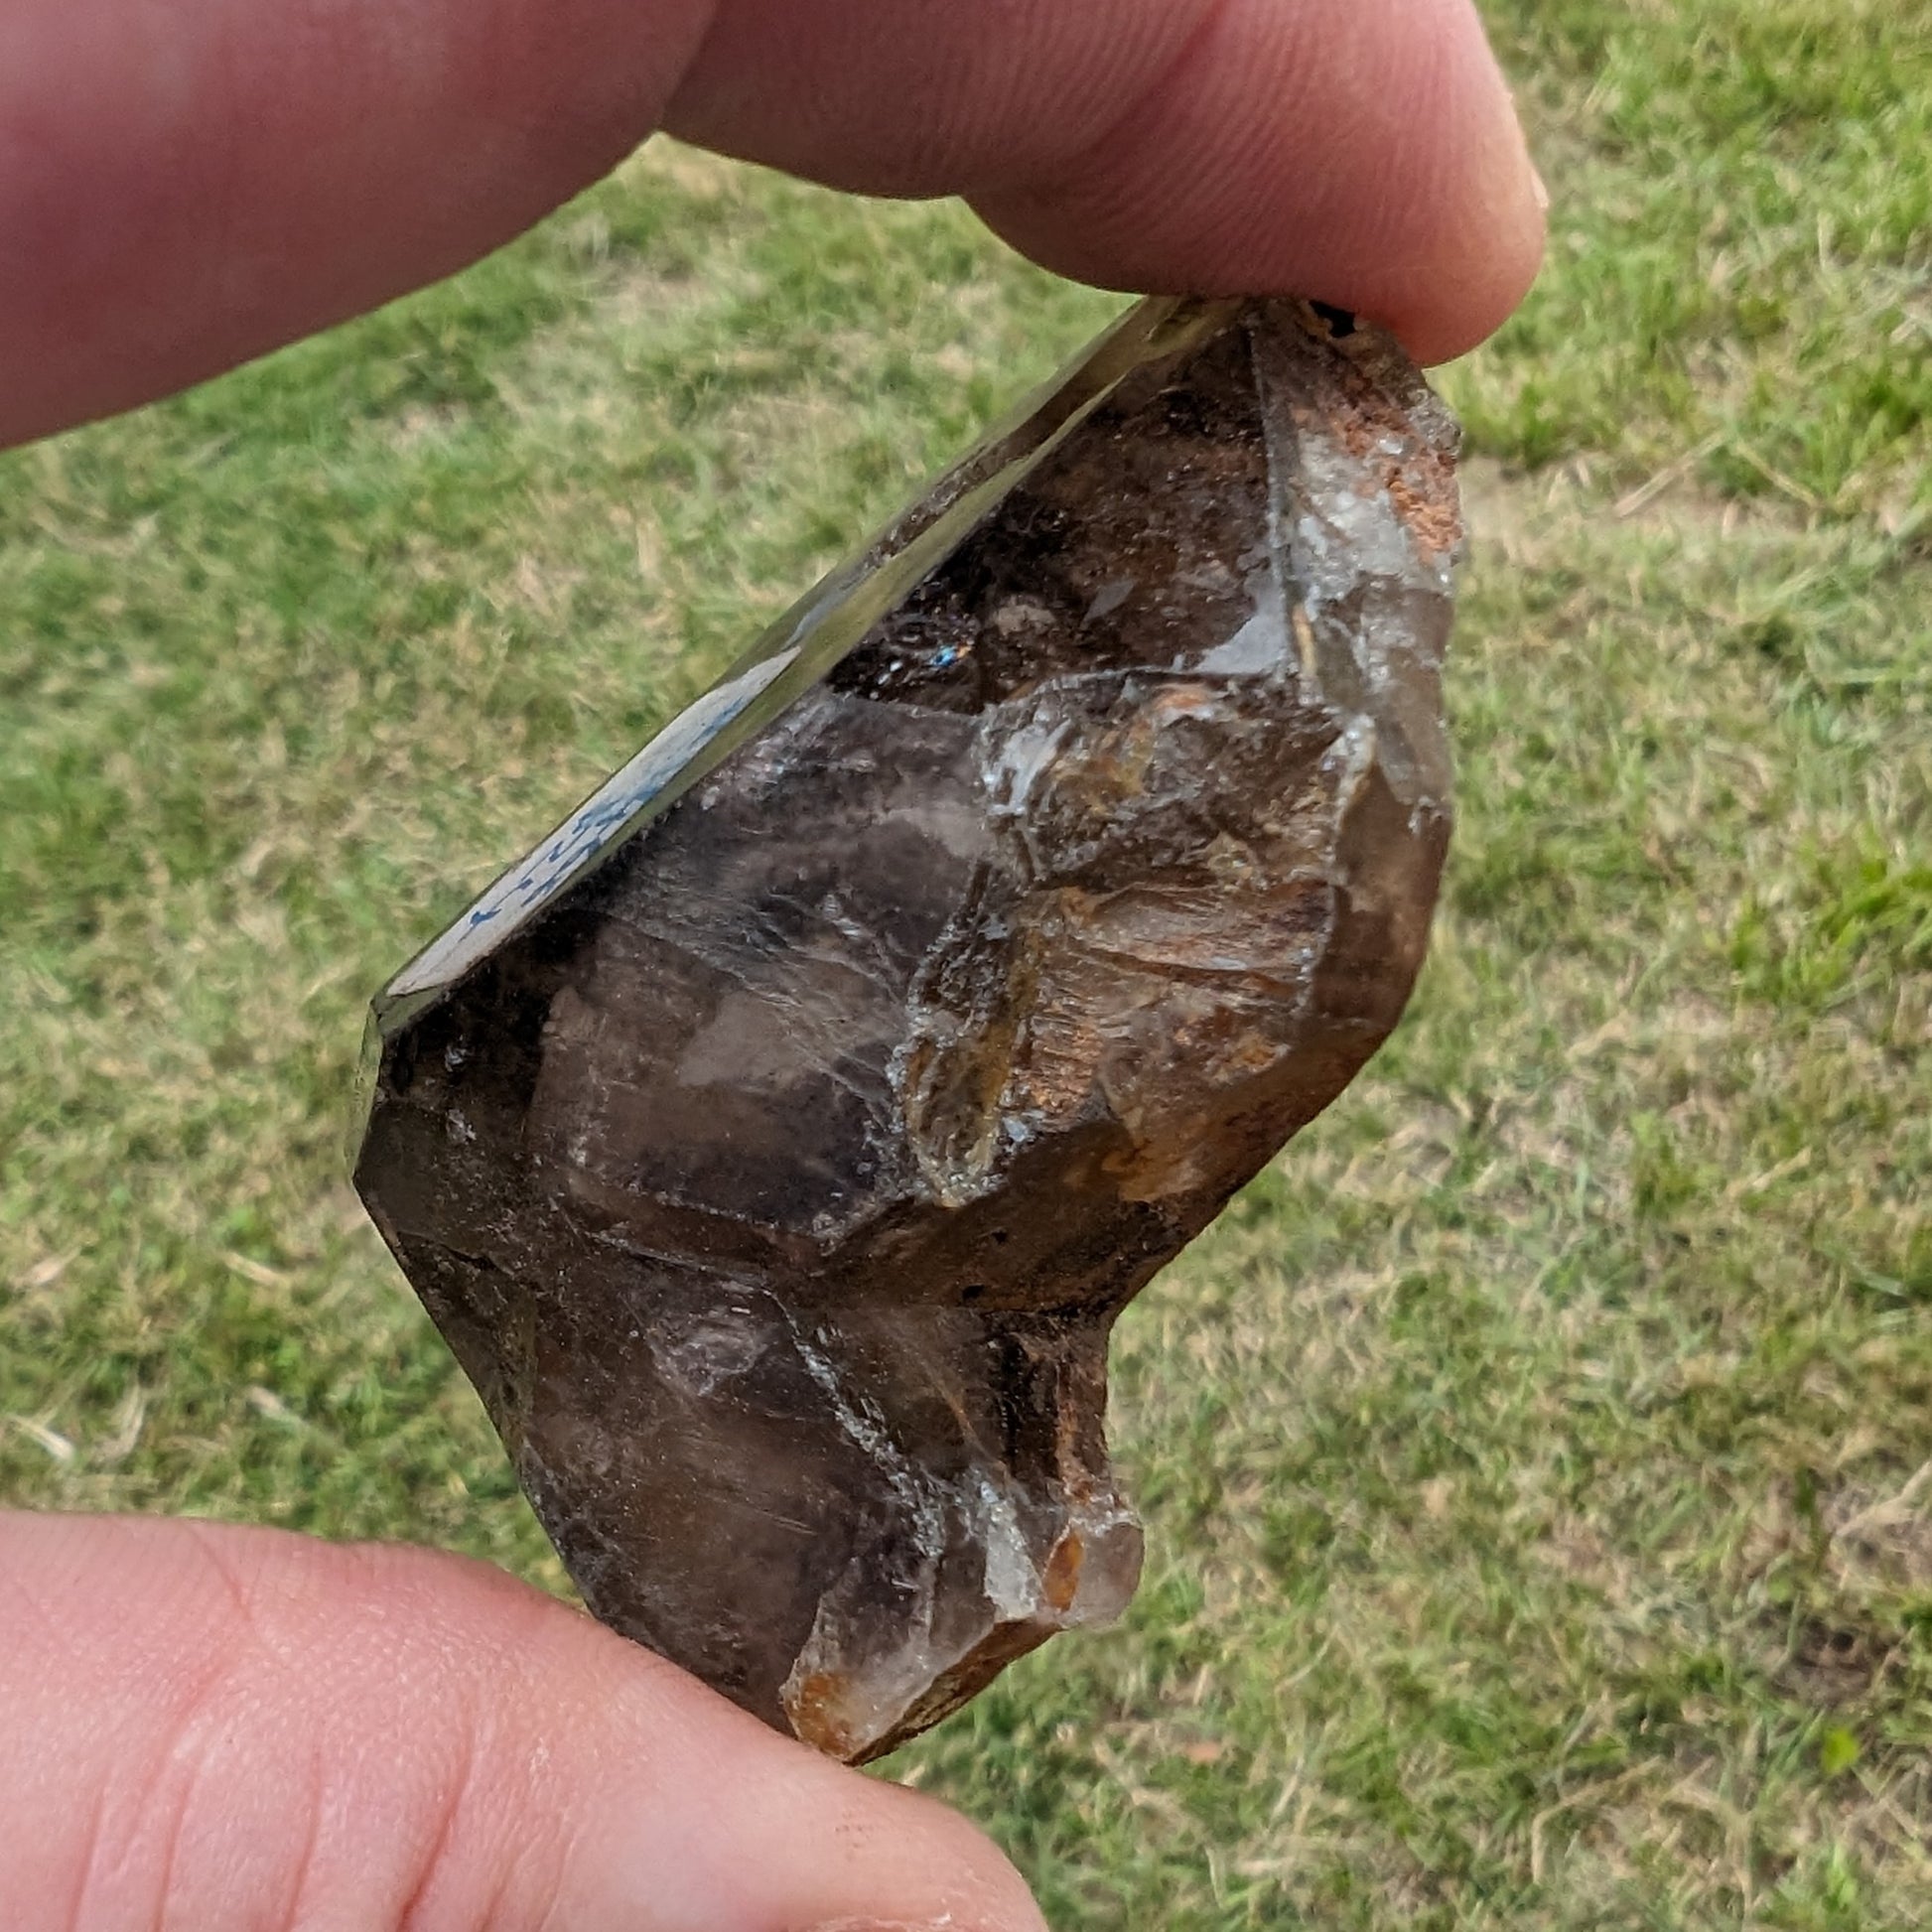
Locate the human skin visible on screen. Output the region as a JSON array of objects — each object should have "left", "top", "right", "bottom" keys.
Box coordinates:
[
  {"left": 0, "top": 3, "right": 1544, "bottom": 1927},
  {"left": 0, "top": 0, "right": 1543, "bottom": 452}
]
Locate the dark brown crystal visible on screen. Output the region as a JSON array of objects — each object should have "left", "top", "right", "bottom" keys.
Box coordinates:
[{"left": 354, "top": 297, "right": 1460, "bottom": 1761}]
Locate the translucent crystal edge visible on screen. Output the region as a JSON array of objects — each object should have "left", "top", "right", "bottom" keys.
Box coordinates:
[{"left": 369, "top": 296, "right": 1241, "bottom": 1037}]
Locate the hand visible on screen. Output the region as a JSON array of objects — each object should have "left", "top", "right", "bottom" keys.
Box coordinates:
[
  {"left": 0, "top": 0, "right": 1544, "bottom": 452},
  {"left": 1, "top": 1512, "right": 1048, "bottom": 1930},
  {"left": 1, "top": 4, "right": 1544, "bottom": 1926}
]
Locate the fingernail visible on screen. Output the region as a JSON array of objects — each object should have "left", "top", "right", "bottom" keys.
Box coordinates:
[{"left": 1529, "top": 162, "right": 1550, "bottom": 212}]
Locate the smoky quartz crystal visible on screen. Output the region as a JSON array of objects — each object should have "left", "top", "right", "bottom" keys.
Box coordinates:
[{"left": 354, "top": 296, "right": 1460, "bottom": 1761}]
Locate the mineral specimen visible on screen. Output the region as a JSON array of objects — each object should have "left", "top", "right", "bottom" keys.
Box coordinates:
[{"left": 354, "top": 296, "right": 1460, "bottom": 1761}]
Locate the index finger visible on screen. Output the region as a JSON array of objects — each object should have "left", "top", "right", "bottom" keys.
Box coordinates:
[{"left": 0, "top": 0, "right": 1543, "bottom": 450}]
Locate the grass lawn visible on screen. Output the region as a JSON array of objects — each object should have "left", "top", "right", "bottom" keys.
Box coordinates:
[{"left": 2, "top": 0, "right": 1927, "bottom": 1923}]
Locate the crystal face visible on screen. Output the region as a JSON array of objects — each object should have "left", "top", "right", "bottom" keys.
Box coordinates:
[{"left": 354, "top": 297, "right": 1460, "bottom": 1761}]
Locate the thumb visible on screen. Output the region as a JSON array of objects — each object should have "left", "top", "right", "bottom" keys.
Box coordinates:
[{"left": 0, "top": 1512, "right": 1045, "bottom": 1932}]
